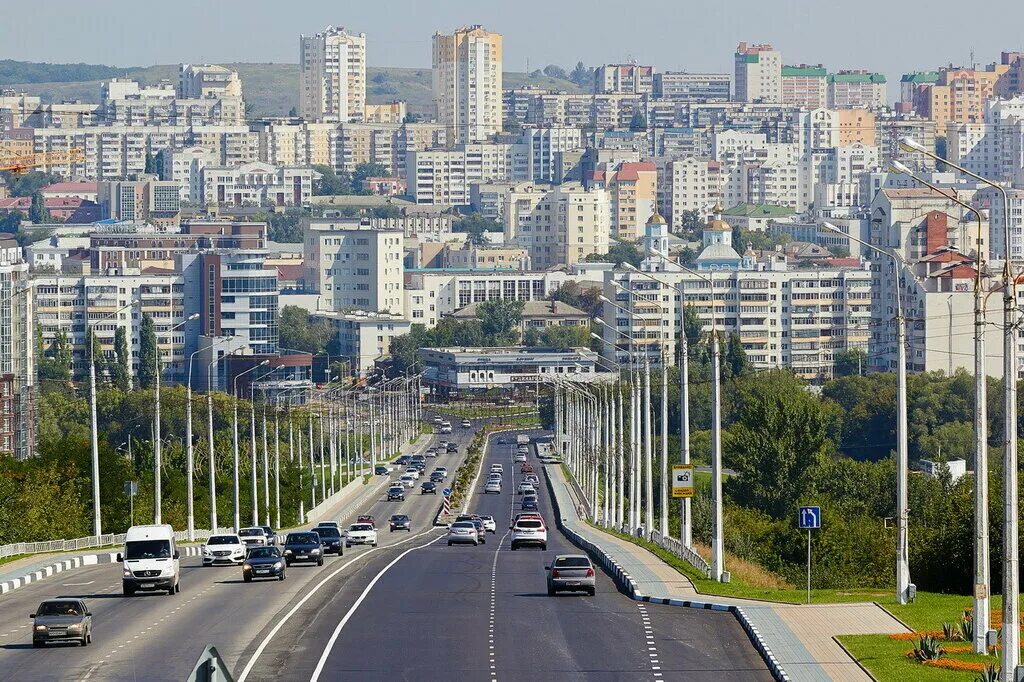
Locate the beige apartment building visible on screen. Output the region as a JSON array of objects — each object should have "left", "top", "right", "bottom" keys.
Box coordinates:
[
  {"left": 591, "top": 161, "right": 658, "bottom": 242},
  {"left": 503, "top": 181, "right": 610, "bottom": 269},
  {"left": 827, "top": 71, "right": 887, "bottom": 109},
  {"left": 300, "top": 25, "right": 366, "bottom": 122},
  {"left": 433, "top": 25, "right": 503, "bottom": 144},
  {"left": 734, "top": 43, "right": 783, "bottom": 103},
  {"left": 781, "top": 65, "right": 828, "bottom": 108}
]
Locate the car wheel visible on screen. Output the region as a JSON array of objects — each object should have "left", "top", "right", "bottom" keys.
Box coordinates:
[
  {"left": 541, "top": 544, "right": 547, "bottom": 551},
  {"left": 32, "top": 641, "right": 43, "bottom": 648},
  {"left": 372, "top": 542, "right": 377, "bottom": 547},
  {"left": 167, "top": 585, "right": 175, "bottom": 596},
  {"left": 317, "top": 558, "right": 324, "bottom": 566},
  {"left": 587, "top": 588, "right": 596, "bottom": 596},
  {"left": 285, "top": 558, "right": 292, "bottom": 566},
  {"left": 123, "top": 585, "right": 135, "bottom": 597},
  {"left": 244, "top": 575, "right": 252, "bottom": 583},
  {"left": 511, "top": 544, "right": 517, "bottom": 551},
  {"left": 448, "top": 542, "right": 453, "bottom": 546},
  {"left": 86, "top": 631, "right": 92, "bottom": 644},
  {"left": 547, "top": 587, "right": 556, "bottom": 596},
  {"left": 279, "top": 573, "right": 285, "bottom": 581},
  {"left": 81, "top": 635, "right": 88, "bottom": 647},
  {"left": 175, "top": 581, "right": 180, "bottom": 593}
]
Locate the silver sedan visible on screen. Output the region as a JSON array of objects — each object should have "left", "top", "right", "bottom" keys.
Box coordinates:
[{"left": 546, "top": 555, "right": 596, "bottom": 596}]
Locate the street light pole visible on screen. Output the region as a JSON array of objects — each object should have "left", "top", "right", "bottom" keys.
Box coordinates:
[{"left": 233, "top": 360, "right": 269, "bottom": 532}]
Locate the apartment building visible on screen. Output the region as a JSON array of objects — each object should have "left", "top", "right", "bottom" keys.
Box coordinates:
[
  {"left": 664, "top": 157, "right": 722, "bottom": 228},
  {"left": 163, "top": 146, "right": 217, "bottom": 202},
  {"left": 199, "top": 162, "right": 316, "bottom": 208},
  {"left": 299, "top": 25, "right": 366, "bottom": 122},
  {"left": 520, "top": 126, "right": 583, "bottom": 183},
  {"left": 98, "top": 176, "right": 181, "bottom": 226},
  {"left": 835, "top": 108, "right": 877, "bottom": 146},
  {"left": 406, "top": 144, "right": 529, "bottom": 205},
  {"left": 652, "top": 72, "right": 731, "bottom": 101},
  {"left": 922, "top": 64, "right": 1010, "bottom": 130},
  {"left": 304, "top": 219, "right": 404, "bottom": 314},
  {"left": 0, "top": 237, "right": 33, "bottom": 459},
  {"left": 177, "top": 64, "right": 245, "bottom": 125},
  {"left": 314, "top": 311, "right": 410, "bottom": 376},
  {"left": 594, "top": 64, "right": 654, "bottom": 95},
  {"left": 590, "top": 161, "right": 657, "bottom": 242},
  {"left": 781, "top": 65, "right": 828, "bottom": 108},
  {"left": 502, "top": 181, "right": 611, "bottom": 269},
  {"left": 734, "top": 42, "right": 783, "bottom": 103},
  {"left": 364, "top": 102, "right": 407, "bottom": 124},
  {"left": 433, "top": 25, "right": 503, "bottom": 144},
  {"left": 827, "top": 71, "right": 887, "bottom": 109}
]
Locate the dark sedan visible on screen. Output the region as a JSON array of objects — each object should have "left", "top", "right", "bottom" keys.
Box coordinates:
[
  {"left": 31, "top": 599, "right": 92, "bottom": 647},
  {"left": 521, "top": 495, "right": 539, "bottom": 511},
  {"left": 389, "top": 514, "right": 411, "bottom": 532},
  {"left": 429, "top": 472, "right": 445, "bottom": 483},
  {"left": 375, "top": 465, "right": 389, "bottom": 475},
  {"left": 313, "top": 526, "right": 345, "bottom": 555},
  {"left": 282, "top": 531, "right": 324, "bottom": 566},
  {"left": 243, "top": 546, "right": 287, "bottom": 582},
  {"left": 421, "top": 481, "right": 438, "bottom": 494}
]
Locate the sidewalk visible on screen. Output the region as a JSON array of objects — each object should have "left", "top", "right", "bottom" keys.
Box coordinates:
[{"left": 546, "top": 464, "right": 908, "bottom": 682}]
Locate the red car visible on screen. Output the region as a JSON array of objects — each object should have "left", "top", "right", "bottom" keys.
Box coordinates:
[{"left": 357, "top": 515, "right": 376, "bottom": 528}]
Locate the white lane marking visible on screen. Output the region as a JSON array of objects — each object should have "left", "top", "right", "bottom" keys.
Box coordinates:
[
  {"left": 637, "top": 603, "right": 663, "bottom": 678},
  {"left": 63, "top": 581, "right": 95, "bottom": 586},
  {"left": 236, "top": 526, "right": 440, "bottom": 682},
  {"left": 484, "top": 437, "right": 518, "bottom": 681},
  {"left": 308, "top": 533, "right": 443, "bottom": 681}
]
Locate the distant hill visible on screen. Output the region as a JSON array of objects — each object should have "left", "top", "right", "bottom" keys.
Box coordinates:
[{"left": 1, "top": 60, "right": 586, "bottom": 119}]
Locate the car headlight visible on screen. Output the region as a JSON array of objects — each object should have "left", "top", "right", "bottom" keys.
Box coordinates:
[
  {"left": 274, "top": 561, "right": 283, "bottom": 569},
  {"left": 203, "top": 548, "right": 212, "bottom": 555},
  {"left": 34, "top": 625, "right": 47, "bottom": 632},
  {"left": 311, "top": 548, "right": 321, "bottom": 554},
  {"left": 242, "top": 562, "right": 252, "bottom": 570},
  {"left": 283, "top": 549, "right": 292, "bottom": 555},
  {"left": 123, "top": 567, "right": 132, "bottom": 577},
  {"left": 67, "top": 624, "right": 83, "bottom": 633},
  {"left": 233, "top": 548, "right": 243, "bottom": 554}
]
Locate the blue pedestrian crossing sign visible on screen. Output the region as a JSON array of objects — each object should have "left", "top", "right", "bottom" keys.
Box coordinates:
[
  {"left": 442, "top": 488, "right": 452, "bottom": 497},
  {"left": 799, "top": 506, "right": 821, "bottom": 530}
]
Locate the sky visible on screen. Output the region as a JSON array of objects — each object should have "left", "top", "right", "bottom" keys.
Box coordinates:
[{"left": 3, "top": 0, "right": 1024, "bottom": 80}]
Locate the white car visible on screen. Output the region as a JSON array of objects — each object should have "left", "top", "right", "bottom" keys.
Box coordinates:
[
  {"left": 433, "top": 467, "right": 449, "bottom": 479},
  {"left": 202, "top": 534, "right": 247, "bottom": 566},
  {"left": 447, "top": 521, "right": 479, "bottom": 546},
  {"left": 491, "top": 464, "right": 503, "bottom": 474},
  {"left": 400, "top": 474, "right": 416, "bottom": 488},
  {"left": 484, "top": 480, "right": 502, "bottom": 494},
  {"left": 480, "top": 516, "right": 497, "bottom": 533},
  {"left": 511, "top": 518, "right": 548, "bottom": 551},
  {"left": 514, "top": 453, "right": 527, "bottom": 463},
  {"left": 238, "top": 527, "right": 268, "bottom": 547},
  {"left": 404, "top": 467, "right": 421, "bottom": 479},
  {"left": 345, "top": 523, "right": 378, "bottom": 548},
  {"left": 518, "top": 482, "right": 536, "bottom": 496}
]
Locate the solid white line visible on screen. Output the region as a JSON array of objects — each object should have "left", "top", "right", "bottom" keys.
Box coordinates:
[
  {"left": 236, "top": 527, "right": 441, "bottom": 682},
  {"left": 309, "top": 533, "right": 442, "bottom": 681}
]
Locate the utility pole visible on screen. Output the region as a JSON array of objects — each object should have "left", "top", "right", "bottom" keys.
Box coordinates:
[{"left": 711, "top": 330, "right": 725, "bottom": 581}]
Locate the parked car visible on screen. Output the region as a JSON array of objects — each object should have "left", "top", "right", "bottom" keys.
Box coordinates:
[
  {"left": 282, "top": 531, "right": 324, "bottom": 566},
  {"left": 345, "top": 523, "right": 378, "bottom": 548},
  {"left": 421, "top": 481, "right": 438, "bottom": 494},
  {"left": 389, "top": 514, "right": 411, "bottom": 532},
  {"left": 202, "top": 534, "right": 246, "bottom": 567},
  {"left": 447, "top": 521, "right": 480, "bottom": 546},
  {"left": 461, "top": 419, "right": 472, "bottom": 428},
  {"left": 546, "top": 555, "right": 596, "bottom": 595},
  {"left": 30, "top": 599, "right": 92, "bottom": 647},
  {"left": 120, "top": 524, "right": 181, "bottom": 596},
  {"left": 387, "top": 485, "right": 406, "bottom": 501},
  {"left": 243, "top": 546, "right": 287, "bottom": 582}
]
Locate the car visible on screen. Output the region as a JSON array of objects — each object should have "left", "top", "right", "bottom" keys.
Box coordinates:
[
  {"left": 313, "top": 525, "right": 344, "bottom": 554},
  {"left": 491, "top": 464, "right": 503, "bottom": 474},
  {"left": 403, "top": 466, "right": 420, "bottom": 478},
  {"left": 316, "top": 521, "right": 340, "bottom": 530},
  {"left": 429, "top": 472, "right": 445, "bottom": 483},
  {"left": 432, "top": 415, "right": 443, "bottom": 424},
  {"left": 484, "top": 480, "right": 502, "bottom": 494},
  {"left": 387, "top": 485, "right": 406, "bottom": 501},
  {"left": 425, "top": 447, "right": 438, "bottom": 457},
  {"left": 345, "top": 523, "right": 378, "bottom": 547},
  {"left": 433, "top": 467, "right": 449, "bottom": 479},
  {"left": 461, "top": 419, "right": 472, "bottom": 428},
  {"left": 375, "top": 465, "right": 389, "bottom": 476},
  {"left": 438, "top": 425, "right": 452, "bottom": 434},
  {"left": 524, "top": 474, "right": 540, "bottom": 486},
  {"left": 497, "top": 436, "right": 509, "bottom": 445},
  {"left": 260, "top": 525, "right": 278, "bottom": 546},
  {"left": 357, "top": 515, "right": 376, "bottom": 527},
  {"left": 480, "top": 516, "right": 497, "bottom": 533},
  {"left": 447, "top": 521, "right": 480, "bottom": 546},
  {"left": 512, "top": 513, "right": 545, "bottom": 530},
  {"left": 421, "top": 481, "right": 438, "bottom": 494},
  {"left": 238, "top": 527, "right": 269, "bottom": 547},
  {"left": 243, "top": 546, "right": 287, "bottom": 582},
  {"left": 400, "top": 473, "right": 416, "bottom": 488},
  {"left": 469, "top": 518, "right": 486, "bottom": 543},
  {"left": 120, "top": 524, "right": 181, "bottom": 596},
  {"left": 437, "top": 441, "right": 448, "bottom": 450},
  {"left": 511, "top": 517, "right": 548, "bottom": 551},
  {"left": 546, "top": 555, "right": 596, "bottom": 596},
  {"left": 411, "top": 454, "right": 426, "bottom": 464},
  {"left": 202, "top": 533, "right": 247, "bottom": 567},
  {"left": 521, "top": 495, "right": 539, "bottom": 511},
  {"left": 396, "top": 455, "right": 412, "bottom": 466},
  {"left": 447, "top": 444, "right": 459, "bottom": 454},
  {"left": 514, "top": 453, "right": 528, "bottom": 463},
  {"left": 517, "top": 482, "right": 535, "bottom": 496},
  {"left": 390, "top": 514, "right": 411, "bottom": 532},
  {"left": 31, "top": 599, "right": 92, "bottom": 647},
  {"left": 282, "top": 531, "right": 324, "bottom": 566}
]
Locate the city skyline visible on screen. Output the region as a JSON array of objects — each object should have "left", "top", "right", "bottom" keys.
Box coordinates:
[{"left": 3, "top": 0, "right": 1024, "bottom": 85}]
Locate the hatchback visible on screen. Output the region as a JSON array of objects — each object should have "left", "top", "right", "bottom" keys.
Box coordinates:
[{"left": 31, "top": 599, "right": 92, "bottom": 647}]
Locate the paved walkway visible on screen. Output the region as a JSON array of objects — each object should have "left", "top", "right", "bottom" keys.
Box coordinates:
[{"left": 547, "top": 464, "right": 907, "bottom": 682}]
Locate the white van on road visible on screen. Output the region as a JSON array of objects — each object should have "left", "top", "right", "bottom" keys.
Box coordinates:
[{"left": 118, "top": 524, "right": 181, "bottom": 596}]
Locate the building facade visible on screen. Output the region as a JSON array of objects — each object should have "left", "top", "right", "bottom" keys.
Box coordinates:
[
  {"left": 299, "top": 25, "right": 367, "bottom": 122},
  {"left": 433, "top": 25, "right": 503, "bottom": 144}
]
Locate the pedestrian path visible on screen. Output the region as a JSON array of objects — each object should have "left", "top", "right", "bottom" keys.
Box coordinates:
[{"left": 546, "top": 464, "right": 907, "bottom": 682}]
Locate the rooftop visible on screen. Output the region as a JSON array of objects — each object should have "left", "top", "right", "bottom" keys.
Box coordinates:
[
  {"left": 722, "top": 203, "right": 796, "bottom": 218},
  {"left": 451, "top": 300, "right": 588, "bottom": 319}
]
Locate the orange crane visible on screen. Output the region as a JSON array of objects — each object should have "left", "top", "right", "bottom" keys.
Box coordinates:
[{"left": 0, "top": 148, "right": 85, "bottom": 175}]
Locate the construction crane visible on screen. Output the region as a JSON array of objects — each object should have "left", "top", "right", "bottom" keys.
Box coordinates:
[{"left": 0, "top": 148, "right": 85, "bottom": 175}]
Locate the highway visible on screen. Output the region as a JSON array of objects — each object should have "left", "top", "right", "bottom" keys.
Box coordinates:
[{"left": 0, "top": 424, "right": 476, "bottom": 682}]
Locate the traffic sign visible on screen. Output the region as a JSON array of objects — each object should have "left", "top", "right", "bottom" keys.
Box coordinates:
[
  {"left": 442, "top": 488, "right": 452, "bottom": 497},
  {"left": 799, "top": 506, "right": 821, "bottom": 530},
  {"left": 671, "top": 464, "right": 694, "bottom": 498}
]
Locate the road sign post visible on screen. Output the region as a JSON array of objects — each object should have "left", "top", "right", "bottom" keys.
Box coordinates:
[
  {"left": 124, "top": 481, "right": 138, "bottom": 526},
  {"left": 798, "top": 506, "right": 821, "bottom": 604},
  {"left": 671, "top": 464, "right": 694, "bottom": 498}
]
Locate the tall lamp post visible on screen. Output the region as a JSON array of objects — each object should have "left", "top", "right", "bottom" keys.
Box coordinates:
[
  {"left": 233, "top": 360, "right": 270, "bottom": 531},
  {"left": 823, "top": 220, "right": 912, "bottom": 604}
]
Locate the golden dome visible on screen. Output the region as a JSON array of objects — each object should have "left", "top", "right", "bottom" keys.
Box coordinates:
[
  {"left": 706, "top": 218, "right": 731, "bottom": 232},
  {"left": 647, "top": 211, "right": 667, "bottom": 225}
]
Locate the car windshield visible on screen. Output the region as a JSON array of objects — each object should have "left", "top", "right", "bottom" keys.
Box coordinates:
[
  {"left": 239, "top": 528, "right": 262, "bottom": 536},
  {"left": 207, "top": 535, "right": 239, "bottom": 545},
  {"left": 351, "top": 524, "right": 373, "bottom": 532},
  {"left": 316, "top": 527, "right": 341, "bottom": 539},
  {"left": 37, "top": 601, "right": 83, "bottom": 617},
  {"left": 125, "top": 539, "right": 171, "bottom": 559},
  {"left": 389, "top": 486, "right": 403, "bottom": 491},
  {"left": 288, "top": 533, "right": 318, "bottom": 544},
  {"left": 248, "top": 547, "right": 280, "bottom": 559},
  {"left": 391, "top": 515, "right": 408, "bottom": 522},
  {"left": 554, "top": 557, "right": 591, "bottom": 568}
]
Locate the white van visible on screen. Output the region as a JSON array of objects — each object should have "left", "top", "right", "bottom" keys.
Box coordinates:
[{"left": 118, "top": 524, "right": 180, "bottom": 596}]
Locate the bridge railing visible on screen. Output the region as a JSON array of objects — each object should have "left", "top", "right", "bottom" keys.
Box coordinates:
[{"left": 0, "top": 527, "right": 235, "bottom": 561}]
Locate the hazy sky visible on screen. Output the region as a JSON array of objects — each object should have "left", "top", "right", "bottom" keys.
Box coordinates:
[{"left": 3, "top": 0, "right": 1024, "bottom": 79}]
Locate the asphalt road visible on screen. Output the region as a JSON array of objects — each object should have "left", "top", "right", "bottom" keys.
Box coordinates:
[
  {"left": 0, "top": 425, "right": 476, "bottom": 682},
  {"left": 273, "top": 429, "right": 773, "bottom": 681}
]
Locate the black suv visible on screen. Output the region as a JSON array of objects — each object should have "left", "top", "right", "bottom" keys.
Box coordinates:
[
  {"left": 389, "top": 514, "right": 411, "bottom": 532},
  {"left": 282, "top": 531, "right": 324, "bottom": 566},
  {"left": 313, "top": 526, "right": 344, "bottom": 555}
]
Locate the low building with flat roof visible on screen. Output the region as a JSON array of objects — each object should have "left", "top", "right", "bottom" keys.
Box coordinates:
[{"left": 418, "top": 346, "right": 600, "bottom": 398}]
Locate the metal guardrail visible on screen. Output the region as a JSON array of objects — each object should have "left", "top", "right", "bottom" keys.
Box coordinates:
[
  {"left": 0, "top": 528, "right": 236, "bottom": 560},
  {"left": 650, "top": 530, "right": 713, "bottom": 578}
]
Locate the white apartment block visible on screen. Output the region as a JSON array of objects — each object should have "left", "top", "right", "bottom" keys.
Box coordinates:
[
  {"left": 253, "top": 120, "right": 339, "bottom": 167},
  {"left": 314, "top": 311, "right": 411, "bottom": 377},
  {"left": 177, "top": 64, "right": 245, "bottom": 125},
  {"left": 502, "top": 182, "right": 611, "bottom": 269},
  {"left": 599, "top": 265, "right": 873, "bottom": 381},
  {"left": 594, "top": 64, "right": 655, "bottom": 95},
  {"left": 200, "top": 162, "right": 316, "bottom": 208},
  {"left": 0, "top": 237, "right": 33, "bottom": 459},
  {"left": 303, "top": 219, "right": 404, "bottom": 314},
  {"left": 299, "top": 26, "right": 366, "bottom": 122},
  {"left": 666, "top": 157, "right": 723, "bottom": 228},
  {"left": 734, "top": 42, "right": 782, "bottom": 103},
  {"left": 404, "top": 269, "right": 573, "bottom": 326},
  {"left": 520, "top": 126, "right": 583, "bottom": 183},
  {"left": 652, "top": 72, "right": 731, "bottom": 101},
  {"left": 433, "top": 26, "right": 503, "bottom": 144},
  {"left": 163, "top": 146, "right": 217, "bottom": 202},
  {"left": 406, "top": 144, "right": 529, "bottom": 206}
]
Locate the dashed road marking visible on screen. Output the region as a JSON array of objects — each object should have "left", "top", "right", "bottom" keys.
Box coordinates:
[{"left": 637, "top": 603, "right": 663, "bottom": 678}]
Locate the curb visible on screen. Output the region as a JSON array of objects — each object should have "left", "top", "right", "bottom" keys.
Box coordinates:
[
  {"left": 543, "top": 467, "right": 791, "bottom": 682},
  {"left": 0, "top": 545, "right": 203, "bottom": 597}
]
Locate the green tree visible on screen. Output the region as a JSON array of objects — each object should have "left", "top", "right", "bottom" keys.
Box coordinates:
[
  {"left": 111, "top": 326, "right": 131, "bottom": 390},
  {"left": 822, "top": 374, "right": 896, "bottom": 461},
  {"left": 478, "top": 299, "right": 524, "bottom": 345},
  {"left": 0, "top": 210, "right": 23, "bottom": 233},
  {"left": 569, "top": 61, "right": 592, "bottom": 87},
  {"left": 10, "top": 171, "right": 53, "bottom": 197},
  {"left": 543, "top": 64, "right": 567, "bottom": 79},
  {"left": 678, "top": 210, "right": 704, "bottom": 237},
  {"left": 526, "top": 324, "right": 590, "bottom": 348},
  {"left": 137, "top": 314, "right": 158, "bottom": 389},
  {"left": 278, "top": 305, "right": 336, "bottom": 354},
  {"left": 584, "top": 241, "right": 644, "bottom": 267},
  {"left": 28, "top": 192, "right": 48, "bottom": 223},
  {"left": 453, "top": 213, "right": 503, "bottom": 245},
  {"left": 724, "top": 333, "right": 749, "bottom": 378},
  {"left": 682, "top": 305, "right": 703, "bottom": 351},
  {"left": 312, "top": 164, "right": 352, "bottom": 196},
  {"left": 724, "top": 371, "right": 837, "bottom": 518},
  {"left": 351, "top": 162, "right": 390, "bottom": 192},
  {"left": 372, "top": 204, "right": 402, "bottom": 219},
  {"left": 833, "top": 348, "right": 867, "bottom": 377},
  {"left": 550, "top": 281, "right": 602, "bottom": 317},
  {"left": 629, "top": 112, "right": 647, "bottom": 130}
]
